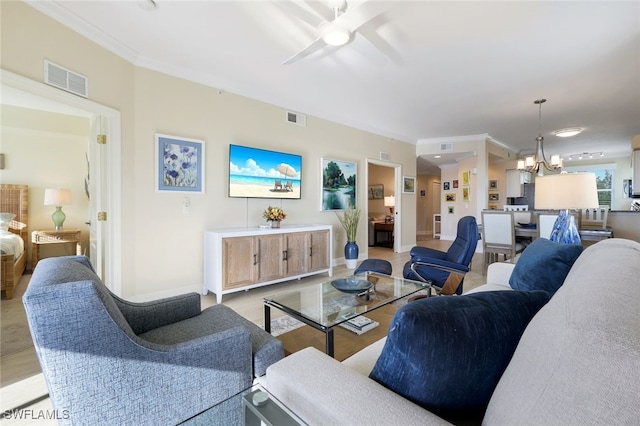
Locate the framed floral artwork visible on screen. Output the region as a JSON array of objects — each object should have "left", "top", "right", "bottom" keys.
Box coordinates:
[{"left": 155, "top": 134, "right": 205, "bottom": 193}]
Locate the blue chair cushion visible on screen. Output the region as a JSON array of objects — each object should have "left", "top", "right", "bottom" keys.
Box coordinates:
[
  {"left": 354, "top": 259, "right": 392, "bottom": 275},
  {"left": 369, "top": 290, "right": 550, "bottom": 422},
  {"left": 509, "top": 238, "right": 583, "bottom": 296}
]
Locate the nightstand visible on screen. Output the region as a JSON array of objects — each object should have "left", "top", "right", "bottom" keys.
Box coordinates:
[{"left": 32, "top": 229, "right": 82, "bottom": 269}]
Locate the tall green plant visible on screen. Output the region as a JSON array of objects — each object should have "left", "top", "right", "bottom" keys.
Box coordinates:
[{"left": 336, "top": 208, "right": 361, "bottom": 242}]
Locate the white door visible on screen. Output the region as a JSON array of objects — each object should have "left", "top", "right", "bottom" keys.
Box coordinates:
[{"left": 88, "top": 115, "right": 106, "bottom": 279}]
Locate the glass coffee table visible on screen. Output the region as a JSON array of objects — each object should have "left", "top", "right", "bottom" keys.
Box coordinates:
[
  {"left": 264, "top": 272, "right": 430, "bottom": 357},
  {"left": 181, "top": 384, "right": 305, "bottom": 425}
]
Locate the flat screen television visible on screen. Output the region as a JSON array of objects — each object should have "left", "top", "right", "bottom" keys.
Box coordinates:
[{"left": 229, "top": 144, "right": 302, "bottom": 199}]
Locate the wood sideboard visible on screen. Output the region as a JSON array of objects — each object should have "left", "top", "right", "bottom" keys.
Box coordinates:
[{"left": 204, "top": 225, "right": 333, "bottom": 304}]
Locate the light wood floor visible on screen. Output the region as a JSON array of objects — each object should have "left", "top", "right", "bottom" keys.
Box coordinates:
[{"left": 0, "top": 237, "right": 486, "bottom": 420}]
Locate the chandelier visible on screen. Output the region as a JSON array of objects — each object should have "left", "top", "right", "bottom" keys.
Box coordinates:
[{"left": 517, "top": 99, "right": 562, "bottom": 173}]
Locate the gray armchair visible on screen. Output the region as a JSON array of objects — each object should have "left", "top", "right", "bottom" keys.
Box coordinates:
[{"left": 23, "top": 256, "right": 284, "bottom": 425}]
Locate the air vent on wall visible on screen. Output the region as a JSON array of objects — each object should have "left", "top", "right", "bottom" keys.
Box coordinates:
[
  {"left": 439, "top": 143, "right": 453, "bottom": 152},
  {"left": 380, "top": 152, "right": 390, "bottom": 161},
  {"left": 44, "top": 60, "right": 88, "bottom": 98},
  {"left": 286, "top": 111, "right": 306, "bottom": 127}
]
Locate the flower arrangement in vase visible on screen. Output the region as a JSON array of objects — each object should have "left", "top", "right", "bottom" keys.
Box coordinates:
[{"left": 263, "top": 206, "right": 286, "bottom": 228}]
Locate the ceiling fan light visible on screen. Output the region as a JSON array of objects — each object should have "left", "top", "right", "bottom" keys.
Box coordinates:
[
  {"left": 553, "top": 127, "right": 583, "bottom": 138},
  {"left": 320, "top": 22, "right": 351, "bottom": 46}
]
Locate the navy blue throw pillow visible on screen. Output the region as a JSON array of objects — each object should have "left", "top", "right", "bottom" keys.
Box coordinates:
[
  {"left": 509, "top": 238, "right": 583, "bottom": 296},
  {"left": 369, "top": 291, "right": 549, "bottom": 422}
]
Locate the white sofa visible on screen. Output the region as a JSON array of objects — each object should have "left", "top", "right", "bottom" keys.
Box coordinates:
[{"left": 266, "top": 238, "right": 640, "bottom": 425}]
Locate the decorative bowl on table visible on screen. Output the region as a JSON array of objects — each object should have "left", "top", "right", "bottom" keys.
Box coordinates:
[{"left": 331, "top": 277, "right": 373, "bottom": 294}]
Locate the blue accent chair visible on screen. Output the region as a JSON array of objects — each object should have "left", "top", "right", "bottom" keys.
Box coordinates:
[
  {"left": 23, "top": 256, "right": 284, "bottom": 425},
  {"left": 403, "top": 216, "right": 479, "bottom": 295}
]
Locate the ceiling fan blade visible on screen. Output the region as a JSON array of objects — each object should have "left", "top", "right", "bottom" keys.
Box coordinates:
[
  {"left": 303, "top": 0, "right": 334, "bottom": 22},
  {"left": 334, "top": 1, "right": 392, "bottom": 32},
  {"left": 274, "top": 1, "right": 325, "bottom": 28},
  {"left": 348, "top": 32, "right": 389, "bottom": 66},
  {"left": 282, "top": 37, "right": 326, "bottom": 65}
]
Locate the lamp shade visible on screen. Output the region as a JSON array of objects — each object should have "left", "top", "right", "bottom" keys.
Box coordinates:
[
  {"left": 44, "top": 188, "right": 72, "bottom": 206},
  {"left": 384, "top": 196, "right": 395, "bottom": 207},
  {"left": 534, "top": 173, "right": 599, "bottom": 210}
]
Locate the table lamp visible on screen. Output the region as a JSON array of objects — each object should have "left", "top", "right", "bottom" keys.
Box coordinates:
[
  {"left": 534, "top": 173, "right": 599, "bottom": 244},
  {"left": 44, "top": 188, "right": 72, "bottom": 230},
  {"left": 384, "top": 196, "right": 395, "bottom": 214}
]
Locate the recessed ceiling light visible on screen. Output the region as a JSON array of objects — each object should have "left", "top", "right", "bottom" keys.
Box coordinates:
[
  {"left": 553, "top": 127, "right": 583, "bottom": 138},
  {"left": 434, "top": 155, "right": 441, "bottom": 159}
]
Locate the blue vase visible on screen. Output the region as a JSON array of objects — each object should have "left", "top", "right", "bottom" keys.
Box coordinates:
[
  {"left": 549, "top": 210, "right": 581, "bottom": 245},
  {"left": 344, "top": 241, "right": 359, "bottom": 269}
]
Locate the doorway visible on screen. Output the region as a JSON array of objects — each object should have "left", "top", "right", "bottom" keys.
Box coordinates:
[
  {"left": 366, "top": 159, "right": 401, "bottom": 252},
  {"left": 1, "top": 70, "right": 121, "bottom": 293}
]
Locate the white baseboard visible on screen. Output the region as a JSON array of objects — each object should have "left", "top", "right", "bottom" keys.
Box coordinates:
[{"left": 127, "top": 284, "right": 203, "bottom": 303}]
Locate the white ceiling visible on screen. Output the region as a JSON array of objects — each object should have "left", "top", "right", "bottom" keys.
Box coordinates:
[{"left": 24, "top": 0, "right": 640, "bottom": 174}]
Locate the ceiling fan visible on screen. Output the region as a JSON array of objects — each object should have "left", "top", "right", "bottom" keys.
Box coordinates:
[{"left": 282, "top": 0, "right": 391, "bottom": 65}]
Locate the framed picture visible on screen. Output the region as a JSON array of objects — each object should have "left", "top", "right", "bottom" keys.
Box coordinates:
[
  {"left": 445, "top": 193, "right": 456, "bottom": 202},
  {"left": 489, "top": 179, "right": 498, "bottom": 190},
  {"left": 453, "top": 179, "right": 459, "bottom": 188},
  {"left": 462, "top": 187, "right": 470, "bottom": 201},
  {"left": 443, "top": 181, "right": 450, "bottom": 191},
  {"left": 155, "top": 134, "right": 205, "bottom": 193},
  {"left": 448, "top": 206, "right": 455, "bottom": 214},
  {"left": 368, "top": 184, "right": 384, "bottom": 200},
  {"left": 403, "top": 176, "right": 416, "bottom": 194},
  {"left": 489, "top": 204, "right": 498, "bottom": 210},
  {"left": 321, "top": 158, "right": 356, "bottom": 211},
  {"left": 489, "top": 193, "right": 500, "bottom": 201},
  {"left": 419, "top": 189, "right": 426, "bottom": 197},
  {"left": 462, "top": 171, "right": 470, "bottom": 186}
]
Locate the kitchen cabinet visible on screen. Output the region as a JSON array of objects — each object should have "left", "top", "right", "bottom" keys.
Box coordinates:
[
  {"left": 204, "top": 225, "right": 332, "bottom": 303},
  {"left": 506, "top": 170, "right": 531, "bottom": 198}
]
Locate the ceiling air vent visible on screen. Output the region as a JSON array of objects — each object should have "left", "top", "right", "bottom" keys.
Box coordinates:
[
  {"left": 286, "top": 111, "right": 306, "bottom": 127},
  {"left": 44, "top": 60, "right": 88, "bottom": 98},
  {"left": 439, "top": 143, "right": 453, "bottom": 152}
]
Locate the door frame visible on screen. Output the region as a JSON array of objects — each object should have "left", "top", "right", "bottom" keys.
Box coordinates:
[
  {"left": 2, "top": 69, "right": 122, "bottom": 294},
  {"left": 366, "top": 158, "right": 402, "bottom": 252}
]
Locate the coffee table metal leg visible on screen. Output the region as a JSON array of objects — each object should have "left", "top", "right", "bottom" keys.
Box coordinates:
[
  {"left": 326, "top": 329, "right": 334, "bottom": 357},
  {"left": 264, "top": 305, "right": 271, "bottom": 333}
]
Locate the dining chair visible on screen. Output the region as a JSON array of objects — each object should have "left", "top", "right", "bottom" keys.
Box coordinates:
[
  {"left": 513, "top": 211, "right": 532, "bottom": 225},
  {"left": 480, "top": 210, "right": 525, "bottom": 274},
  {"left": 503, "top": 205, "right": 529, "bottom": 211},
  {"left": 538, "top": 211, "right": 582, "bottom": 240},
  {"left": 537, "top": 213, "right": 558, "bottom": 239},
  {"left": 581, "top": 205, "right": 609, "bottom": 229}
]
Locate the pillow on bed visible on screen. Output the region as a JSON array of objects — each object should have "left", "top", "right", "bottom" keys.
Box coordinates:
[{"left": 0, "top": 213, "right": 16, "bottom": 232}]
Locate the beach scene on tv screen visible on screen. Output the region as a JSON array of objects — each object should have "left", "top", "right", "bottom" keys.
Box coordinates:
[{"left": 229, "top": 145, "right": 301, "bottom": 199}]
